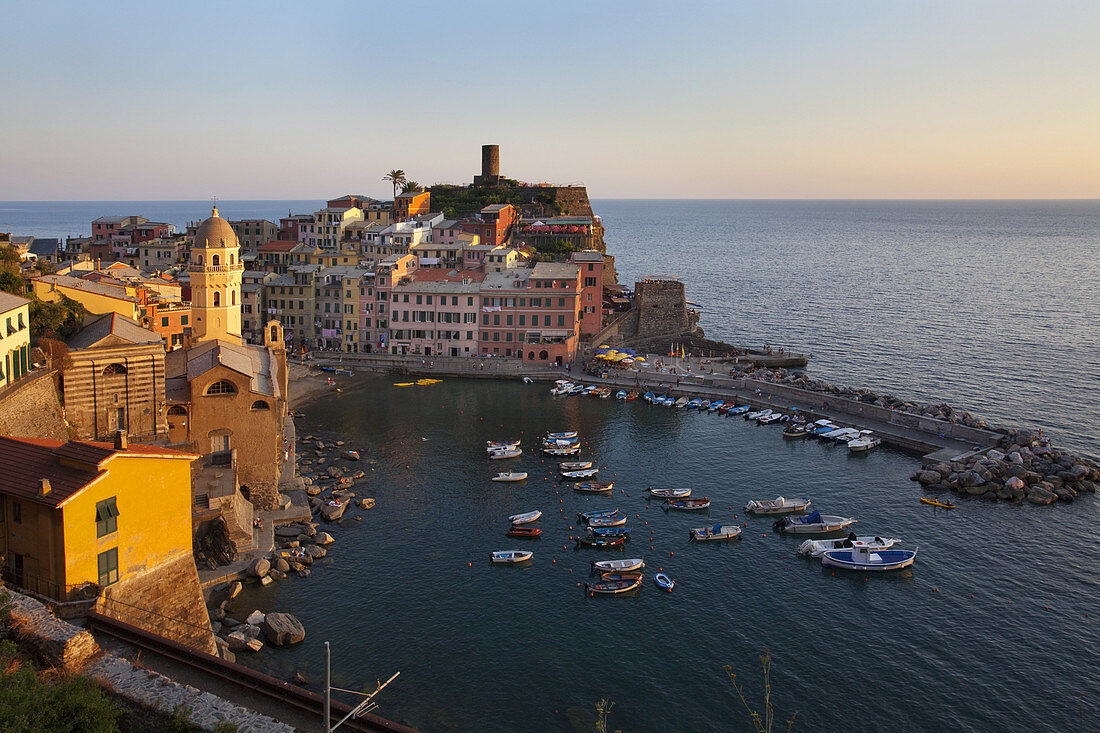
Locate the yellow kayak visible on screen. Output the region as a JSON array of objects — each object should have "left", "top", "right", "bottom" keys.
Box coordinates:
[
  {"left": 416, "top": 379, "right": 442, "bottom": 385},
  {"left": 394, "top": 382, "right": 415, "bottom": 387},
  {"left": 920, "top": 497, "right": 956, "bottom": 509}
]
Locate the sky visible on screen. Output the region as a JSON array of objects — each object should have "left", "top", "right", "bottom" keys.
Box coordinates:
[{"left": 2, "top": 0, "right": 1098, "bottom": 200}]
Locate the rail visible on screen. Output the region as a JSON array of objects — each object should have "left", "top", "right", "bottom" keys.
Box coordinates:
[{"left": 86, "top": 610, "right": 419, "bottom": 733}]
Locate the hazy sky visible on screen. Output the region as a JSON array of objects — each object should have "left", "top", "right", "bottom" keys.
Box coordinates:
[{"left": 2, "top": 1, "right": 1098, "bottom": 199}]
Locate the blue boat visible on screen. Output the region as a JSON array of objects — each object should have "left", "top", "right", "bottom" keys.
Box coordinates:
[
  {"left": 729, "top": 405, "right": 751, "bottom": 415},
  {"left": 687, "top": 399, "right": 702, "bottom": 409},
  {"left": 643, "top": 391, "right": 655, "bottom": 402},
  {"left": 821, "top": 543, "right": 918, "bottom": 571},
  {"left": 577, "top": 508, "right": 619, "bottom": 522},
  {"left": 616, "top": 390, "right": 627, "bottom": 400},
  {"left": 654, "top": 573, "right": 675, "bottom": 592},
  {"left": 591, "top": 525, "right": 630, "bottom": 537}
]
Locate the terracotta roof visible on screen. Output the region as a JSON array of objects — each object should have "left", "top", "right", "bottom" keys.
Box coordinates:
[
  {"left": 258, "top": 241, "right": 299, "bottom": 252},
  {"left": 410, "top": 268, "right": 486, "bottom": 283},
  {"left": 0, "top": 437, "right": 195, "bottom": 507}
]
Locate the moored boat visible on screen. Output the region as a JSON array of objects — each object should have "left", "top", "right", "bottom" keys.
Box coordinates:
[
  {"left": 545, "top": 431, "right": 578, "bottom": 440},
  {"left": 623, "top": 391, "right": 639, "bottom": 401},
  {"left": 689, "top": 524, "right": 742, "bottom": 541},
  {"left": 600, "top": 570, "right": 643, "bottom": 581},
  {"left": 591, "top": 558, "right": 644, "bottom": 573},
  {"left": 489, "top": 447, "right": 522, "bottom": 459},
  {"left": 574, "top": 482, "right": 614, "bottom": 493},
  {"left": 506, "top": 526, "right": 542, "bottom": 538},
  {"left": 674, "top": 397, "right": 690, "bottom": 408},
  {"left": 773, "top": 511, "right": 856, "bottom": 534},
  {"left": 486, "top": 440, "right": 521, "bottom": 451},
  {"left": 744, "top": 496, "right": 811, "bottom": 515},
  {"left": 648, "top": 487, "right": 691, "bottom": 499},
  {"left": 575, "top": 535, "right": 626, "bottom": 548},
  {"left": 797, "top": 533, "right": 900, "bottom": 558},
  {"left": 491, "top": 472, "right": 528, "bottom": 482},
  {"left": 561, "top": 468, "right": 599, "bottom": 479},
  {"left": 821, "top": 543, "right": 918, "bottom": 571},
  {"left": 559, "top": 460, "right": 594, "bottom": 471},
  {"left": 508, "top": 510, "right": 542, "bottom": 524},
  {"left": 490, "top": 550, "right": 533, "bottom": 564},
  {"left": 663, "top": 497, "right": 711, "bottom": 510},
  {"left": 578, "top": 508, "right": 619, "bottom": 522},
  {"left": 588, "top": 514, "right": 627, "bottom": 527},
  {"left": 616, "top": 390, "right": 627, "bottom": 400},
  {"left": 590, "top": 525, "right": 630, "bottom": 537},
  {"left": 585, "top": 578, "right": 641, "bottom": 595},
  {"left": 343, "top": 450, "right": 361, "bottom": 460},
  {"left": 782, "top": 424, "right": 811, "bottom": 439},
  {"left": 728, "top": 405, "right": 751, "bottom": 415},
  {"left": 848, "top": 436, "right": 882, "bottom": 452},
  {"left": 653, "top": 573, "right": 675, "bottom": 592},
  {"left": 543, "top": 445, "right": 580, "bottom": 456}
]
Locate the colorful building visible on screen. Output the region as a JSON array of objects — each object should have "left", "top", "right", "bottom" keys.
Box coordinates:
[
  {"left": 394, "top": 191, "right": 430, "bottom": 222},
  {"left": 461, "top": 204, "right": 517, "bottom": 248},
  {"left": 477, "top": 262, "right": 582, "bottom": 364},
  {"left": 0, "top": 292, "right": 31, "bottom": 389}
]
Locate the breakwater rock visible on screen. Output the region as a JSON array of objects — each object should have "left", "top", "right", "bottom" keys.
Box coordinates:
[{"left": 732, "top": 365, "right": 1099, "bottom": 506}]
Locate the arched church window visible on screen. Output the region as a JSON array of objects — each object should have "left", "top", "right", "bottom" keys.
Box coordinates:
[
  {"left": 167, "top": 405, "right": 187, "bottom": 416},
  {"left": 102, "top": 363, "right": 127, "bottom": 375},
  {"left": 205, "top": 380, "right": 236, "bottom": 395},
  {"left": 212, "top": 254, "right": 220, "bottom": 267},
  {"left": 231, "top": 290, "right": 237, "bottom": 305},
  {"left": 250, "top": 400, "right": 270, "bottom": 411}
]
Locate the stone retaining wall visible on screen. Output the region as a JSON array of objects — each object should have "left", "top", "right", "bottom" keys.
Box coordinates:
[
  {"left": 0, "top": 370, "right": 69, "bottom": 439},
  {"left": 4, "top": 587, "right": 99, "bottom": 671}
]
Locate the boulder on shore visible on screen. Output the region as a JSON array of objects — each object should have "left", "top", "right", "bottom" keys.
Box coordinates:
[
  {"left": 248, "top": 558, "right": 271, "bottom": 578},
  {"left": 263, "top": 612, "right": 306, "bottom": 646}
]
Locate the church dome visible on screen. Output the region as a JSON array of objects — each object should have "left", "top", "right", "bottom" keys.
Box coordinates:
[{"left": 194, "top": 207, "right": 238, "bottom": 249}]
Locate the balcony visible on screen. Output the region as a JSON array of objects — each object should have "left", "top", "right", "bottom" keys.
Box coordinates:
[{"left": 188, "top": 263, "right": 245, "bottom": 273}]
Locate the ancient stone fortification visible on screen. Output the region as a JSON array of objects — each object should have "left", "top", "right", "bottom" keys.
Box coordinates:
[
  {"left": 634, "top": 279, "right": 694, "bottom": 337},
  {"left": 97, "top": 553, "right": 217, "bottom": 655},
  {"left": 0, "top": 370, "right": 69, "bottom": 439}
]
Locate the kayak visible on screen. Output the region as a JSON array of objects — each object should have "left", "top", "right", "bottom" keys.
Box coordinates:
[{"left": 920, "top": 497, "right": 956, "bottom": 509}]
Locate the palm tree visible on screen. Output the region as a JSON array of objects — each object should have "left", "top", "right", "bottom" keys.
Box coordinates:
[
  {"left": 400, "top": 180, "right": 422, "bottom": 193},
  {"left": 382, "top": 169, "right": 406, "bottom": 200}
]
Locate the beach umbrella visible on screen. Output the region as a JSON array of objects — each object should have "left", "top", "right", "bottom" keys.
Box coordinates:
[
  {"left": 622, "top": 357, "right": 635, "bottom": 364},
  {"left": 634, "top": 356, "right": 646, "bottom": 362}
]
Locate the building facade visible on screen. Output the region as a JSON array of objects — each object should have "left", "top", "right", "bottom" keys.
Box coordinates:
[{"left": 0, "top": 293, "right": 31, "bottom": 389}]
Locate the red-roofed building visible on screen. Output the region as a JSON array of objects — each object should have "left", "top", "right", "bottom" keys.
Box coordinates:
[{"left": 257, "top": 240, "right": 299, "bottom": 273}]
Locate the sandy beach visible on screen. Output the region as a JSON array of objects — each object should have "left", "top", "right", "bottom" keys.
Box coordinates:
[{"left": 286, "top": 362, "right": 340, "bottom": 408}]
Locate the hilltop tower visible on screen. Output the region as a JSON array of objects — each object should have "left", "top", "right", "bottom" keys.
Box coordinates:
[
  {"left": 189, "top": 207, "right": 243, "bottom": 344},
  {"left": 474, "top": 144, "right": 502, "bottom": 186}
]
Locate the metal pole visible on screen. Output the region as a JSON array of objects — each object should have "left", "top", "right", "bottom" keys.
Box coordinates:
[{"left": 324, "top": 641, "right": 331, "bottom": 733}]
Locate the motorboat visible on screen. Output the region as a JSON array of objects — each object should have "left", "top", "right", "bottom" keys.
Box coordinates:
[
  {"left": 848, "top": 436, "right": 883, "bottom": 452},
  {"left": 821, "top": 543, "right": 918, "bottom": 571},
  {"left": 663, "top": 497, "right": 711, "bottom": 510},
  {"left": 590, "top": 525, "right": 630, "bottom": 536},
  {"left": 543, "top": 436, "right": 579, "bottom": 447},
  {"left": 567, "top": 385, "right": 586, "bottom": 395},
  {"left": 648, "top": 488, "right": 691, "bottom": 499},
  {"left": 575, "top": 535, "right": 625, "bottom": 548},
  {"left": 561, "top": 468, "right": 599, "bottom": 479},
  {"left": 574, "top": 482, "right": 614, "bottom": 493},
  {"left": 746, "top": 408, "right": 772, "bottom": 420},
  {"left": 506, "top": 526, "right": 541, "bottom": 538},
  {"left": 744, "top": 496, "right": 811, "bottom": 515},
  {"left": 588, "top": 514, "right": 627, "bottom": 527},
  {"left": 591, "top": 558, "right": 644, "bottom": 573},
  {"left": 491, "top": 472, "right": 528, "bottom": 482},
  {"left": 758, "top": 413, "right": 784, "bottom": 425},
  {"left": 543, "top": 445, "right": 580, "bottom": 456},
  {"left": 708, "top": 400, "right": 724, "bottom": 412},
  {"left": 653, "top": 573, "right": 675, "bottom": 592},
  {"left": 585, "top": 578, "right": 641, "bottom": 595},
  {"left": 689, "top": 524, "right": 742, "bottom": 541},
  {"left": 560, "top": 460, "right": 594, "bottom": 471},
  {"left": 550, "top": 382, "right": 575, "bottom": 395},
  {"left": 490, "top": 550, "right": 533, "bottom": 564},
  {"left": 578, "top": 508, "right": 619, "bottom": 522},
  {"left": 488, "top": 448, "right": 522, "bottom": 459},
  {"left": 820, "top": 427, "right": 860, "bottom": 442},
  {"left": 809, "top": 421, "right": 839, "bottom": 436},
  {"left": 508, "top": 510, "right": 542, "bottom": 524},
  {"left": 674, "top": 397, "right": 690, "bottom": 408},
  {"left": 486, "top": 440, "right": 521, "bottom": 451},
  {"left": 797, "top": 533, "right": 900, "bottom": 558},
  {"left": 782, "top": 424, "right": 811, "bottom": 439},
  {"left": 773, "top": 511, "right": 856, "bottom": 534}
]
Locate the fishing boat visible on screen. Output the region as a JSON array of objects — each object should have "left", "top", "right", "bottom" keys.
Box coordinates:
[
  {"left": 797, "top": 533, "right": 900, "bottom": 558},
  {"left": 575, "top": 535, "right": 626, "bottom": 548},
  {"left": 574, "top": 482, "right": 614, "bottom": 493},
  {"left": 662, "top": 396, "right": 676, "bottom": 407},
  {"left": 588, "top": 514, "right": 627, "bottom": 527},
  {"left": 821, "top": 427, "right": 860, "bottom": 442},
  {"left": 624, "top": 391, "right": 639, "bottom": 401},
  {"left": 920, "top": 497, "right": 956, "bottom": 509},
  {"left": 585, "top": 578, "right": 641, "bottom": 595},
  {"left": 578, "top": 508, "right": 619, "bottom": 522},
  {"left": 708, "top": 400, "right": 724, "bottom": 412},
  {"left": 773, "top": 511, "right": 856, "bottom": 534},
  {"left": 545, "top": 431, "right": 579, "bottom": 440},
  {"left": 491, "top": 472, "right": 528, "bottom": 482},
  {"left": 687, "top": 399, "right": 703, "bottom": 409},
  {"left": 675, "top": 397, "right": 690, "bottom": 408},
  {"left": 689, "top": 524, "right": 742, "bottom": 541},
  {"left": 590, "top": 525, "right": 630, "bottom": 536},
  {"left": 746, "top": 408, "right": 771, "bottom": 420},
  {"left": 490, "top": 550, "right": 533, "bottom": 564},
  {"left": 600, "top": 570, "right": 643, "bottom": 581},
  {"left": 561, "top": 468, "right": 599, "bottom": 479},
  {"left": 643, "top": 392, "right": 656, "bottom": 402},
  {"left": 560, "top": 460, "right": 594, "bottom": 470},
  {"left": 543, "top": 436, "right": 579, "bottom": 447},
  {"left": 848, "top": 436, "right": 883, "bottom": 452},
  {"left": 489, "top": 448, "right": 522, "bottom": 459},
  {"left": 616, "top": 390, "right": 627, "bottom": 400},
  {"left": 821, "top": 543, "right": 918, "bottom": 571},
  {"left": 506, "top": 526, "right": 542, "bottom": 538},
  {"left": 782, "top": 424, "right": 811, "bottom": 439},
  {"left": 744, "top": 496, "right": 811, "bottom": 515},
  {"left": 648, "top": 488, "right": 691, "bottom": 499},
  {"left": 758, "top": 413, "right": 784, "bottom": 425},
  {"left": 591, "top": 558, "right": 644, "bottom": 573},
  {"left": 729, "top": 405, "right": 751, "bottom": 415},
  {"left": 543, "top": 445, "right": 580, "bottom": 456},
  {"left": 663, "top": 497, "right": 711, "bottom": 510},
  {"left": 596, "top": 387, "right": 613, "bottom": 399},
  {"left": 486, "top": 440, "right": 521, "bottom": 452},
  {"left": 508, "top": 510, "right": 542, "bottom": 524},
  {"left": 653, "top": 573, "right": 675, "bottom": 592}
]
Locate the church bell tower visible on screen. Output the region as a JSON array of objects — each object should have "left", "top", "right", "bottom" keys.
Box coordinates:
[{"left": 190, "top": 207, "right": 243, "bottom": 344}]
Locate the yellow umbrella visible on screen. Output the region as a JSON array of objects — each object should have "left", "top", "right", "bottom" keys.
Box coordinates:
[{"left": 634, "top": 356, "right": 646, "bottom": 362}]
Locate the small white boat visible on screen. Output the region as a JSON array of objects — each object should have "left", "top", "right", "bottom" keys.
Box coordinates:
[
  {"left": 674, "top": 397, "right": 690, "bottom": 408},
  {"left": 848, "top": 436, "right": 883, "bottom": 452},
  {"left": 562, "top": 468, "right": 599, "bottom": 479},
  {"left": 486, "top": 440, "right": 521, "bottom": 451},
  {"left": 746, "top": 408, "right": 772, "bottom": 420},
  {"left": 588, "top": 514, "right": 627, "bottom": 527},
  {"left": 821, "top": 427, "right": 860, "bottom": 442},
  {"left": 508, "top": 510, "right": 542, "bottom": 524},
  {"left": 489, "top": 448, "right": 522, "bottom": 459},
  {"left": 550, "top": 383, "right": 574, "bottom": 395},
  {"left": 773, "top": 511, "right": 856, "bottom": 534},
  {"left": 492, "top": 472, "right": 528, "bottom": 482},
  {"left": 648, "top": 488, "right": 691, "bottom": 499},
  {"left": 560, "top": 461, "right": 594, "bottom": 470},
  {"left": 744, "top": 496, "right": 811, "bottom": 515},
  {"left": 798, "top": 534, "right": 900, "bottom": 558},
  {"left": 543, "top": 445, "right": 580, "bottom": 456},
  {"left": 689, "top": 524, "right": 742, "bottom": 541},
  {"left": 491, "top": 550, "right": 533, "bottom": 564},
  {"left": 757, "top": 413, "right": 784, "bottom": 425},
  {"left": 591, "top": 558, "right": 645, "bottom": 573},
  {"left": 821, "top": 543, "right": 918, "bottom": 571},
  {"left": 545, "top": 431, "right": 578, "bottom": 440}
]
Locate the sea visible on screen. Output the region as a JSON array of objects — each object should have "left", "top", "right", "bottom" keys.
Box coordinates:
[{"left": 3, "top": 199, "right": 1098, "bottom": 731}]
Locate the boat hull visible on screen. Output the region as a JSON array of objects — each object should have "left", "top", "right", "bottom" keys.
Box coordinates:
[{"left": 821, "top": 548, "right": 917, "bottom": 570}]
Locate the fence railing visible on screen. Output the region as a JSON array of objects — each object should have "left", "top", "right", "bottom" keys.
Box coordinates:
[{"left": 1, "top": 565, "right": 100, "bottom": 604}]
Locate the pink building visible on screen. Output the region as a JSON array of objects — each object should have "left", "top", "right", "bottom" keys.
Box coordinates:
[
  {"left": 571, "top": 250, "right": 605, "bottom": 337},
  {"left": 386, "top": 269, "right": 485, "bottom": 356},
  {"left": 477, "top": 262, "right": 582, "bottom": 364}
]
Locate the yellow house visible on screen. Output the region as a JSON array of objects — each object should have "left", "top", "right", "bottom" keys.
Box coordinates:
[
  {"left": 0, "top": 434, "right": 195, "bottom": 598},
  {"left": 0, "top": 292, "right": 31, "bottom": 389},
  {"left": 32, "top": 273, "right": 142, "bottom": 321}
]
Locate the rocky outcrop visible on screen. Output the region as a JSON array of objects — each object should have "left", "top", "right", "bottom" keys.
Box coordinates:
[{"left": 262, "top": 613, "right": 306, "bottom": 646}]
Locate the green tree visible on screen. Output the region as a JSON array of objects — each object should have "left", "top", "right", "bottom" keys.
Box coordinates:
[
  {"left": 0, "top": 246, "right": 20, "bottom": 264},
  {"left": 30, "top": 295, "right": 87, "bottom": 341},
  {"left": 382, "top": 169, "right": 406, "bottom": 200},
  {"left": 0, "top": 262, "right": 25, "bottom": 296},
  {"left": 400, "top": 180, "right": 421, "bottom": 193}
]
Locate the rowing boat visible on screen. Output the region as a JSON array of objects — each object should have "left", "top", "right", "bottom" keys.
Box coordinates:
[{"left": 920, "top": 497, "right": 956, "bottom": 509}]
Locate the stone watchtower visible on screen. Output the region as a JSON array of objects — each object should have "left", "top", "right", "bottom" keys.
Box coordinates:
[
  {"left": 474, "top": 144, "right": 503, "bottom": 186},
  {"left": 190, "top": 207, "right": 244, "bottom": 345},
  {"left": 634, "top": 279, "right": 692, "bottom": 337}
]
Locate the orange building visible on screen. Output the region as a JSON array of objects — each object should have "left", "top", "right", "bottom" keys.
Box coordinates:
[{"left": 394, "top": 191, "right": 430, "bottom": 222}]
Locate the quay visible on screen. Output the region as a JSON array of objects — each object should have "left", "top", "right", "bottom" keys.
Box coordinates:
[{"left": 303, "top": 353, "right": 1001, "bottom": 464}]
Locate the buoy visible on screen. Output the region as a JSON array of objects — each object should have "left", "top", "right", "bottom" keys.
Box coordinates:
[
  {"left": 762, "top": 533, "right": 766, "bottom": 537},
  {"left": 552, "top": 559, "right": 556, "bottom": 564},
  {"left": 669, "top": 551, "right": 674, "bottom": 556},
  {"left": 467, "top": 562, "right": 472, "bottom": 567}
]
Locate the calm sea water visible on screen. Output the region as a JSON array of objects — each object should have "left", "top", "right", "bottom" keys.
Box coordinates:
[{"left": 5, "top": 199, "right": 1098, "bottom": 730}]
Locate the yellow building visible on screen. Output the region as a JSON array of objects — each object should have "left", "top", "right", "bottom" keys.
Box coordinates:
[
  {"left": 189, "top": 208, "right": 244, "bottom": 342},
  {"left": 31, "top": 274, "right": 142, "bottom": 321},
  {"left": 0, "top": 292, "right": 31, "bottom": 389}
]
